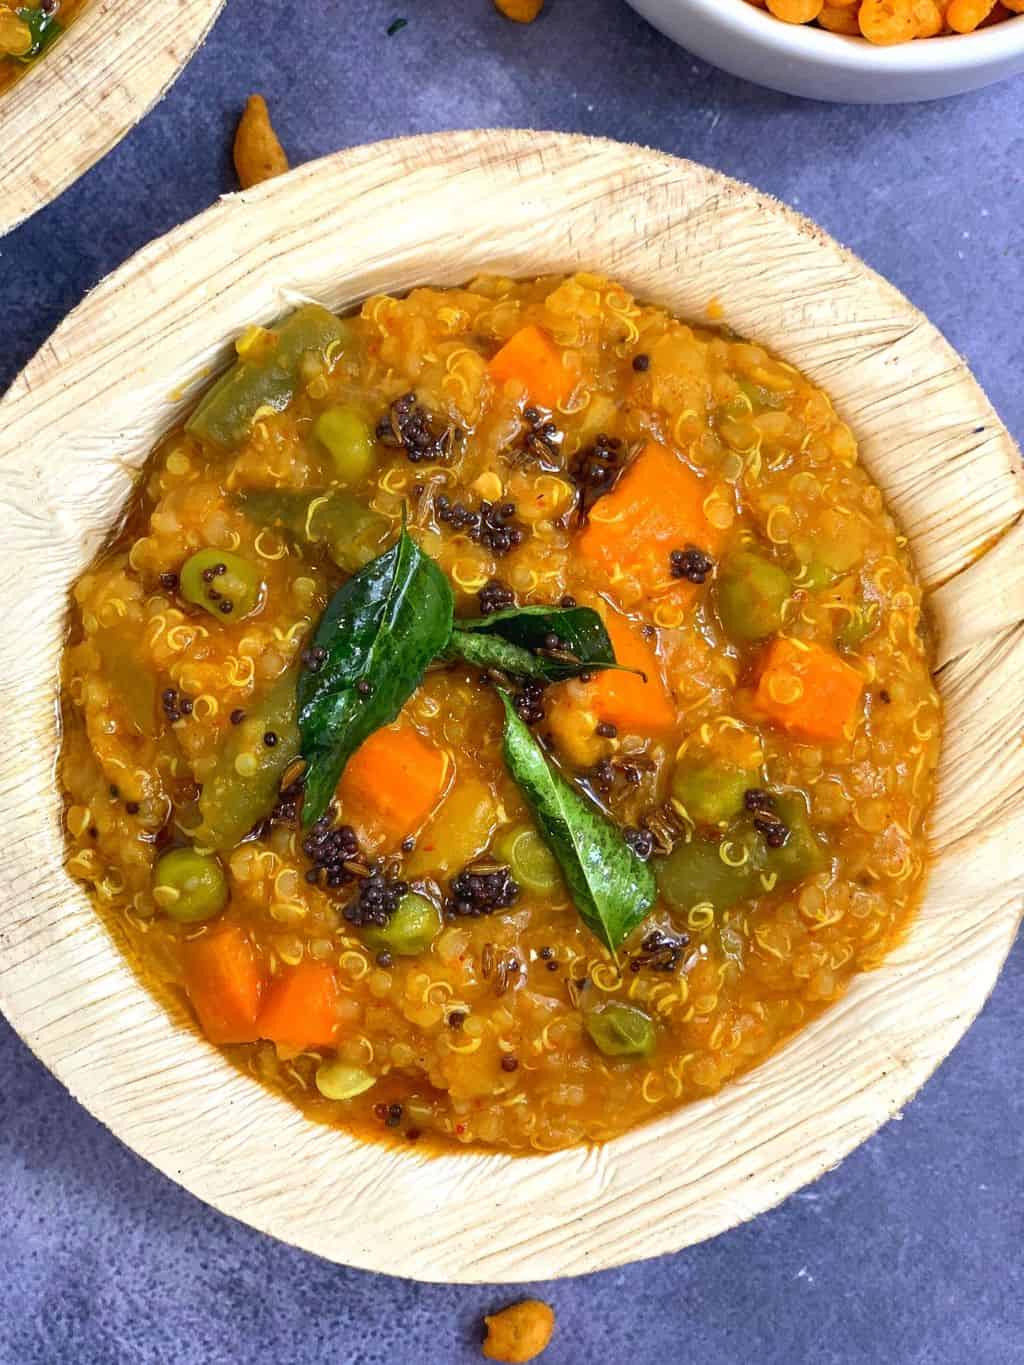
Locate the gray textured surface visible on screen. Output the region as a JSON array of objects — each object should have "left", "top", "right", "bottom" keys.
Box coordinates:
[{"left": 1, "top": 2, "right": 1021, "bottom": 1362}]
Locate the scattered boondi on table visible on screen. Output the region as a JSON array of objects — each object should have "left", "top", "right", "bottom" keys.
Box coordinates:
[
  {"left": 60, "top": 272, "right": 940, "bottom": 1154},
  {"left": 233, "top": 94, "right": 290, "bottom": 189},
  {"left": 483, "top": 1300, "right": 555, "bottom": 1362}
]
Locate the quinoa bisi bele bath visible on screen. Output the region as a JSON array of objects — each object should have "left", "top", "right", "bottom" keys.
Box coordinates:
[{"left": 59, "top": 273, "right": 941, "bottom": 1154}]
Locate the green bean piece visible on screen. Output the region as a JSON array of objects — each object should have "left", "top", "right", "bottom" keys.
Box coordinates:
[
  {"left": 180, "top": 549, "right": 263, "bottom": 621},
  {"left": 315, "top": 406, "right": 376, "bottom": 484},
  {"left": 765, "top": 793, "right": 826, "bottom": 884},
  {"left": 670, "top": 764, "right": 756, "bottom": 826},
  {"left": 835, "top": 600, "right": 879, "bottom": 653},
  {"left": 796, "top": 560, "right": 839, "bottom": 592},
  {"left": 716, "top": 551, "right": 792, "bottom": 643},
  {"left": 363, "top": 893, "right": 442, "bottom": 957},
  {"left": 655, "top": 831, "right": 765, "bottom": 915},
  {"left": 237, "top": 489, "right": 389, "bottom": 573},
  {"left": 195, "top": 671, "right": 300, "bottom": 851},
  {"left": 96, "top": 629, "right": 156, "bottom": 733},
  {"left": 309, "top": 492, "right": 391, "bottom": 571},
  {"left": 655, "top": 791, "right": 825, "bottom": 915},
  {"left": 153, "top": 848, "right": 228, "bottom": 923},
  {"left": 491, "top": 824, "right": 563, "bottom": 895},
  {"left": 584, "top": 1003, "right": 656, "bottom": 1058},
  {"left": 315, "top": 1060, "right": 376, "bottom": 1100},
  {"left": 186, "top": 305, "right": 350, "bottom": 449}
]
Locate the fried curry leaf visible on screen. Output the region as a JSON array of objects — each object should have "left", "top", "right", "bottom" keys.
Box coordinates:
[
  {"left": 447, "top": 629, "right": 551, "bottom": 681},
  {"left": 448, "top": 604, "right": 634, "bottom": 682},
  {"left": 297, "top": 527, "right": 453, "bottom": 826},
  {"left": 498, "top": 690, "right": 655, "bottom": 954}
]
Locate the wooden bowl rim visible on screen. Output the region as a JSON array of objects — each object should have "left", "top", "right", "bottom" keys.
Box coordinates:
[
  {"left": 0, "top": 0, "right": 226, "bottom": 237},
  {"left": 0, "top": 130, "right": 1021, "bottom": 1283}
]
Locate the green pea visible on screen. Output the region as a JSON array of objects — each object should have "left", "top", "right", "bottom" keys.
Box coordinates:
[
  {"left": 153, "top": 848, "right": 228, "bottom": 923},
  {"left": 491, "top": 824, "right": 562, "bottom": 895},
  {"left": 716, "top": 551, "right": 791, "bottom": 643},
  {"left": 584, "top": 1003, "right": 656, "bottom": 1058},
  {"left": 363, "top": 892, "right": 442, "bottom": 957},
  {"left": 315, "top": 1060, "right": 376, "bottom": 1100},
  {"left": 180, "top": 549, "right": 262, "bottom": 621},
  {"left": 315, "top": 406, "right": 376, "bottom": 484},
  {"left": 670, "top": 764, "right": 756, "bottom": 826}
]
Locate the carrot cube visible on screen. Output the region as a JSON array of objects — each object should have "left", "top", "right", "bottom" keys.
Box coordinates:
[
  {"left": 339, "top": 721, "right": 450, "bottom": 842},
  {"left": 755, "top": 637, "right": 864, "bottom": 742},
  {"left": 185, "top": 924, "right": 264, "bottom": 1045},
  {"left": 576, "top": 441, "right": 720, "bottom": 598},
  {"left": 585, "top": 611, "right": 675, "bottom": 735},
  {"left": 488, "top": 325, "right": 576, "bottom": 409},
  {"left": 258, "top": 960, "right": 341, "bottom": 1049}
]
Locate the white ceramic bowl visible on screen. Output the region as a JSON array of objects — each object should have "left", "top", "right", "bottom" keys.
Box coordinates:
[
  {"left": 627, "top": 0, "right": 1024, "bottom": 101},
  {"left": 0, "top": 132, "right": 1022, "bottom": 1282}
]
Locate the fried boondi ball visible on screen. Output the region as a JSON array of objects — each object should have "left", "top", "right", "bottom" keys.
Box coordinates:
[{"left": 482, "top": 1301, "right": 555, "bottom": 1363}]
